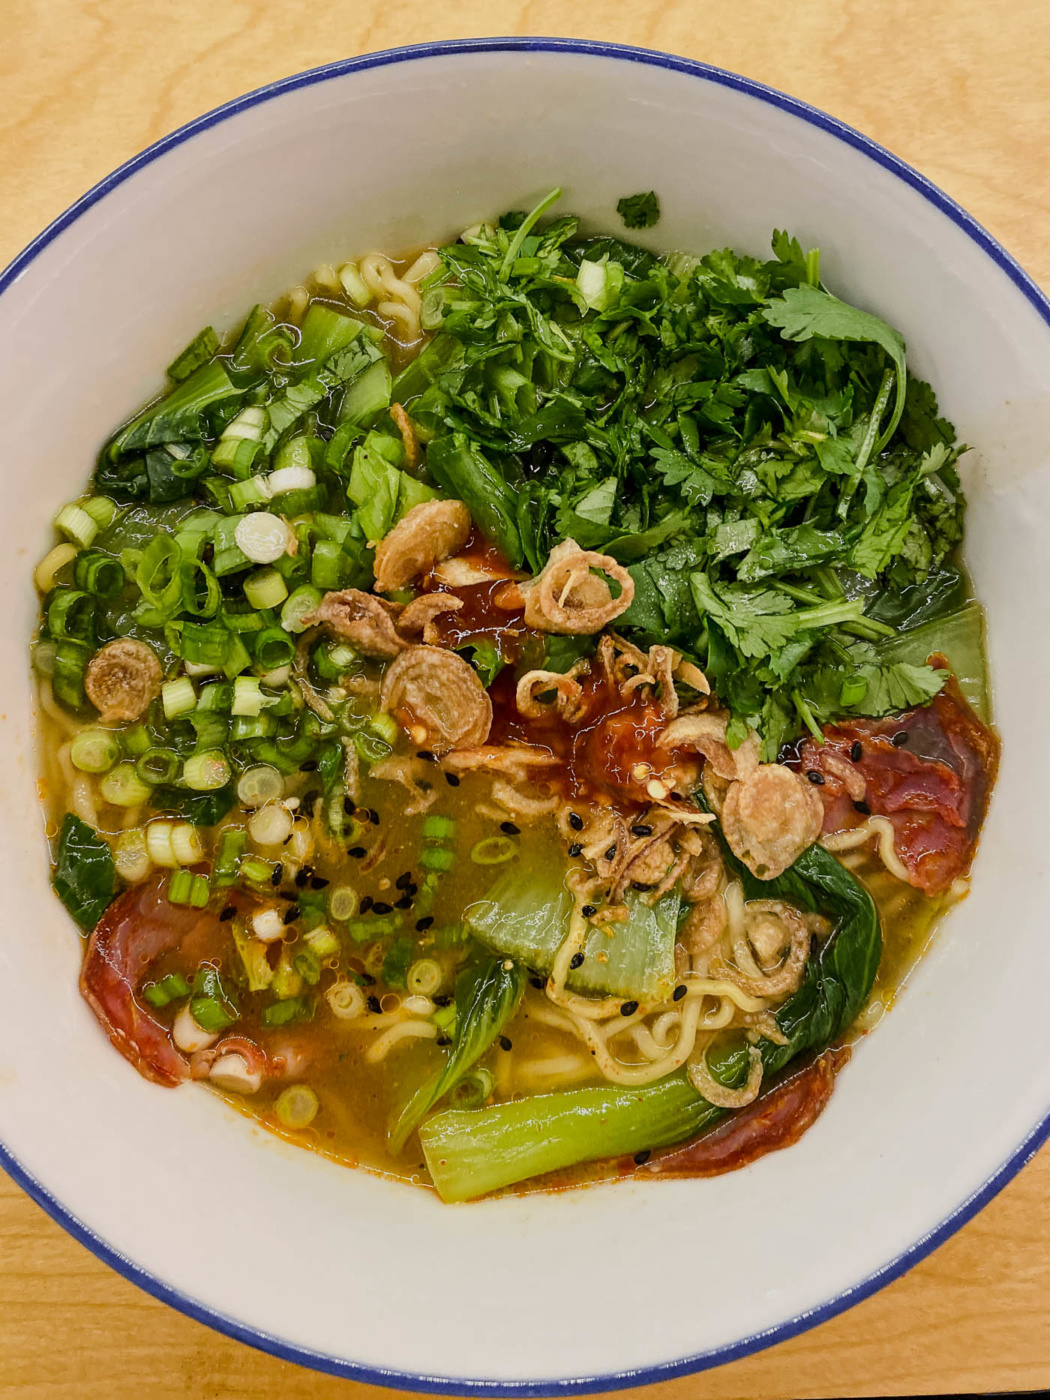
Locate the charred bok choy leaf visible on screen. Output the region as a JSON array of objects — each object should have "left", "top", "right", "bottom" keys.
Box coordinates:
[
  {"left": 388, "top": 954, "right": 525, "bottom": 1153},
  {"left": 420, "top": 827, "right": 880, "bottom": 1201}
]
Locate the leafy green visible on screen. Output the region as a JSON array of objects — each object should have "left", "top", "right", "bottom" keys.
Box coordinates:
[
  {"left": 52, "top": 813, "right": 115, "bottom": 930},
  {"left": 422, "top": 819, "right": 882, "bottom": 1200},
  {"left": 403, "top": 196, "right": 967, "bottom": 753},
  {"left": 761, "top": 283, "right": 907, "bottom": 449},
  {"left": 465, "top": 855, "right": 679, "bottom": 1001},
  {"left": 617, "top": 191, "right": 660, "bottom": 229},
  {"left": 388, "top": 954, "right": 524, "bottom": 1152}
]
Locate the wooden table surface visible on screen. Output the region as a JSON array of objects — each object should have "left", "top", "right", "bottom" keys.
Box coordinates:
[{"left": 2, "top": 1, "right": 1048, "bottom": 1395}]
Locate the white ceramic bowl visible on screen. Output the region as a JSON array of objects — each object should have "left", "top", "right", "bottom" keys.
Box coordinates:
[{"left": 1, "top": 38, "right": 1047, "bottom": 1393}]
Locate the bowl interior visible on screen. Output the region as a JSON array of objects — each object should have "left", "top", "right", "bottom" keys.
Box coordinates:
[{"left": 0, "top": 43, "right": 1048, "bottom": 1391}]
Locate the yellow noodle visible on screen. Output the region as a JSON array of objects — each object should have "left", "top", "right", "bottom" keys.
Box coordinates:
[{"left": 365, "top": 1020, "right": 437, "bottom": 1063}]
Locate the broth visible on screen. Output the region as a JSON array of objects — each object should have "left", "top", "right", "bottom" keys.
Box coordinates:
[{"left": 32, "top": 211, "right": 997, "bottom": 1200}]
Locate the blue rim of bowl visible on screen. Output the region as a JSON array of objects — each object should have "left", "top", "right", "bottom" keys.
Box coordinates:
[{"left": 2, "top": 34, "right": 1049, "bottom": 1395}]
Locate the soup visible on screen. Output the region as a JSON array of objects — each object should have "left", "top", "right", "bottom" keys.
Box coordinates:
[{"left": 33, "top": 192, "right": 998, "bottom": 1201}]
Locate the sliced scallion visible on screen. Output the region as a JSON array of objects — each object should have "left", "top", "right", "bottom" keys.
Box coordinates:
[
  {"left": 54, "top": 503, "right": 98, "bottom": 549},
  {"left": 327, "top": 886, "right": 359, "bottom": 922},
  {"left": 243, "top": 567, "right": 288, "bottom": 610},
  {"left": 235, "top": 512, "right": 290, "bottom": 565},
  {"left": 280, "top": 584, "right": 322, "bottom": 634},
  {"left": 81, "top": 496, "right": 118, "bottom": 531},
  {"left": 182, "top": 750, "right": 231, "bottom": 792},
  {"left": 135, "top": 747, "right": 180, "bottom": 785},
  {"left": 236, "top": 764, "right": 284, "bottom": 808},
  {"left": 161, "top": 676, "right": 197, "bottom": 720},
  {"left": 74, "top": 550, "right": 125, "bottom": 598},
  {"left": 247, "top": 802, "right": 293, "bottom": 847},
  {"left": 231, "top": 675, "right": 263, "bottom": 717},
  {"left": 167, "top": 869, "right": 194, "bottom": 905},
  {"left": 423, "top": 815, "right": 456, "bottom": 842},
  {"left": 114, "top": 827, "right": 151, "bottom": 883},
  {"left": 213, "top": 827, "right": 247, "bottom": 885},
  {"left": 171, "top": 822, "right": 205, "bottom": 865},
  {"left": 420, "top": 846, "right": 455, "bottom": 872},
  {"left": 254, "top": 625, "right": 296, "bottom": 671},
  {"left": 274, "top": 1084, "right": 319, "bottom": 1129},
  {"left": 146, "top": 820, "right": 177, "bottom": 868},
  {"left": 99, "top": 762, "right": 152, "bottom": 807},
  {"left": 70, "top": 727, "right": 120, "bottom": 774}
]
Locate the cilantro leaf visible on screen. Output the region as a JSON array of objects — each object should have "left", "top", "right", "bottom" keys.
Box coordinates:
[
  {"left": 761, "top": 284, "right": 907, "bottom": 449},
  {"left": 616, "top": 191, "right": 661, "bottom": 230}
]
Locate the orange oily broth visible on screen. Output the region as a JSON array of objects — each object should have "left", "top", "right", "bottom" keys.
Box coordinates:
[{"left": 38, "top": 692, "right": 941, "bottom": 1187}]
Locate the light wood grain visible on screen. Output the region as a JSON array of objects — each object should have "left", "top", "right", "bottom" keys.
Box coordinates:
[{"left": 2, "top": 2, "right": 1048, "bottom": 1395}]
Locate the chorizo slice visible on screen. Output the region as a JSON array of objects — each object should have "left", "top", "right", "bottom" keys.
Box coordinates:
[
  {"left": 380, "top": 644, "right": 492, "bottom": 754},
  {"left": 80, "top": 876, "right": 250, "bottom": 1088},
  {"left": 84, "top": 638, "right": 162, "bottom": 723},
  {"left": 302, "top": 589, "right": 406, "bottom": 659},
  {"left": 373, "top": 500, "right": 472, "bottom": 593},
  {"left": 519, "top": 538, "right": 635, "bottom": 634},
  {"left": 627, "top": 1047, "right": 849, "bottom": 1179},
  {"left": 722, "top": 762, "right": 824, "bottom": 879}
]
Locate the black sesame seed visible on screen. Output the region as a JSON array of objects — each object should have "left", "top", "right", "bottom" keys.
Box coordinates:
[
  {"left": 348, "top": 846, "right": 366, "bottom": 859},
  {"left": 806, "top": 770, "right": 825, "bottom": 785},
  {"left": 372, "top": 901, "right": 393, "bottom": 916},
  {"left": 568, "top": 842, "right": 583, "bottom": 857},
  {"left": 270, "top": 866, "right": 282, "bottom": 887},
  {"left": 569, "top": 812, "right": 584, "bottom": 831},
  {"left": 569, "top": 952, "right": 585, "bottom": 970},
  {"left": 294, "top": 869, "right": 309, "bottom": 888},
  {"left": 633, "top": 1149, "right": 652, "bottom": 1166},
  {"left": 620, "top": 1000, "right": 639, "bottom": 1017},
  {"left": 415, "top": 915, "right": 434, "bottom": 931},
  {"left": 343, "top": 796, "right": 356, "bottom": 815},
  {"left": 605, "top": 844, "right": 617, "bottom": 860},
  {"left": 395, "top": 894, "right": 413, "bottom": 910},
  {"left": 301, "top": 789, "right": 320, "bottom": 817},
  {"left": 499, "top": 1036, "right": 512, "bottom": 1052},
  {"left": 395, "top": 871, "right": 412, "bottom": 890},
  {"left": 436, "top": 1034, "right": 452, "bottom": 1047},
  {"left": 630, "top": 823, "right": 653, "bottom": 837},
  {"left": 360, "top": 894, "right": 373, "bottom": 913},
  {"left": 892, "top": 731, "right": 908, "bottom": 747},
  {"left": 366, "top": 995, "right": 382, "bottom": 1014},
  {"left": 672, "top": 985, "right": 687, "bottom": 1002},
  {"left": 417, "top": 750, "right": 437, "bottom": 762},
  {"left": 406, "top": 883, "right": 418, "bottom": 898},
  {"left": 300, "top": 759, "right": 318, "bottom": 772},
  {"left": 368, "top": 809, "right": 380, "bottom": 826},
  {"left": 529, "top": 976, "right": 545, "bottom": 990},
  {"left": 445, "top": 772, "right": 460, "bottom": 787},
  {"left": 850, "top": 741, "right": 863, "bottom": 763},
  {"left": 433, "top": 993, "right": 452, "bottom": 1007},
  {"left": 581, "top": 904, "right": 597, "bottom": 918},
  {"left": 853, "top": 799, "right": 872, "bottom": 815},
  {"left": 310, "top": 876, "right": 329, "bottom": 890},
  {"left": 500, "top": 821, "right": 521, "bottom": 836},
  {"left": 359, "top": 972, "right": 376, "bottom": 986},
  {"left": 219, "top": 905, "right": 236, "bottom": 922},
  {"left": 283, "top": 904, "right": 300, "bottom": 924}
]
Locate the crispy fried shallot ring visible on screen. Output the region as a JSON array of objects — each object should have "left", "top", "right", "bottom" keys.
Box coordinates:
[
  {"left": 520, "top": 539, "right": 635, "bottom": 634},
  {"left": 373, "top": 500, "right": 472, "bottom": 593}
]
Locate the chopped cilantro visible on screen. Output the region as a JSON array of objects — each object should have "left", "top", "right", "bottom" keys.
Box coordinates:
[
  {"left": 616, "top": 191, "right": 661, "bottom": 230},
  {"left": 403, "top": 190, "right": 968, "bottom": 755}
]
